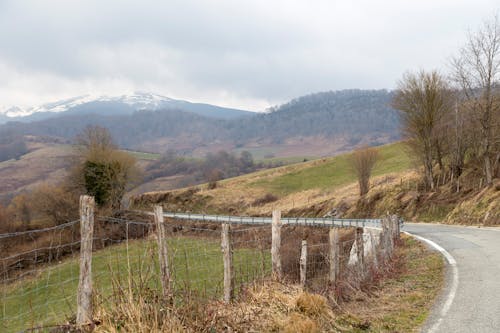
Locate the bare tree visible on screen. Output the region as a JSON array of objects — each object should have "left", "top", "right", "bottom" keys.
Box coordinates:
[
  {"left": 349, "top": 146, "right": 379, "bottom": 196},
  {"left": 392, "top": 70, "right": 452, "bottom": 190},
  {"left": 451, "top": 15, "right": 500, "bottom": 184}
]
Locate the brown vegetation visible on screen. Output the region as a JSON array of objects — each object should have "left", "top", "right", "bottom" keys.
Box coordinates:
[
  {"left": 393, "top": 16, "right": 500, "bottom": 192},
  {"left": 69, "top": 125, "right": 139, "bottom": 210},
  {"left": 451, "top": 16, "right": 500, "bottom": 184},
  {"left": 90, "top": 235, "right": 442, "bottom": 333},
  {"left": 349, "top": 146, "right": 379, "bottom": 196},
  {"left": 392, "top": 70, "right": 452, "bottom": 190}
]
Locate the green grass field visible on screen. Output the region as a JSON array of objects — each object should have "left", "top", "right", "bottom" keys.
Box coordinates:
[
  {"left": 0, "top": 237, "right": 270, "bottom": 333},
  {"left": 251, "top": 143, "right": 412, "bottom": 195},
  {"left": 123, "top": 150, "right": 161, "bottom": 160}
]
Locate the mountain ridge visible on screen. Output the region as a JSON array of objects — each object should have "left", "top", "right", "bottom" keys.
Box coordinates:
[
  {"left": 0, "top": 92, "right": 254, "bottom": 123},
  {"left": 0, "top": 89, "right": 401, "bottom": 157}
]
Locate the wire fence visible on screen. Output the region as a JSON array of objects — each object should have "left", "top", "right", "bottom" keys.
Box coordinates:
[{"left": 0, "top": 196, "right": 401, "bottom": 333}]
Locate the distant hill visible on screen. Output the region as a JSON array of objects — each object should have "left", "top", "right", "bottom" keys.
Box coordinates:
[
  {"left": 232, "top": 89, "right": 399, "bottom": 144},
  {"left": 0, "top": 92, "right": 253, "bottom": 123},
  {"left": 0, "top": 89, "right": 400, "bottom": 157}
]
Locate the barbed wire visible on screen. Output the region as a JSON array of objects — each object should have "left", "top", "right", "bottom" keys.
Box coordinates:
[
  {"left": 1, "top": 212, "right": 398, "bottom": 333},
  {"left": 0, "top": 220, "right": 79, "bottom": 240}
]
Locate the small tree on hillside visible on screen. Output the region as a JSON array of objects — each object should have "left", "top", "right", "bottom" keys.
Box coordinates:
[
  {"left": 349, "top": 146, "right": 379, "bottom": 196},
  {"left": 70, "top": 125, "right": 138, "bottom": 210}
]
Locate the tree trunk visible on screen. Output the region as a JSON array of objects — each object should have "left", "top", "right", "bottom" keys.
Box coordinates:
[
  {"left": 484, "top": 152, "right": 493, "bottom": 185},
  {"left": 424, "top": 152, "right": 435, "bottom": 190}
]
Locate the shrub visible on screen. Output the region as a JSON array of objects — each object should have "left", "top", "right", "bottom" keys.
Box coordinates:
[{"left": 252, "top": 193, "right": 279, "bottom": 206}]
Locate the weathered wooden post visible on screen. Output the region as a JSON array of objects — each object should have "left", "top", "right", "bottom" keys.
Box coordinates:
[
  {"left": 392, "top": 215, "right": 401, "bottom": 242},
  {"left": 76, "top": 195, "right": 95, "bottom": 326},
  {"left": 355, "top": 227, "right": 365, "bottom": 274},
  {"left": 381, "top": 216, "right": 393, "bottom": 260},
  {"left": 381, "top": 216, "right": 388, "bottom": 262},
  {"left": 221, "top": 223, "right": 234, "bottom": 303},
  {"left": 154, "top": 205, "right": 171, "bottom": 299},
  {"left": 271, "top": 210, "right": 282, "bottom": 280},
  {"left": 300, "top": 240, "right": 307, "bottom": 288},
  {"left": 328, "top": 227, "right": 340, "bottom": 285}
]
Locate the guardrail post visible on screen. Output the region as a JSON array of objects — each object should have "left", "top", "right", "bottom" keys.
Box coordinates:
[
  {"left": 300, "top": 240, "right": 307, "bottom": 288},
  {"left": 77, "top": 195, "right": 95, "bottom": 326},
  {"left": 271, "top": 210, "right": 282, "bottom": 280},
  {"left": 328, "top": 227, "right": 340, "bottom": 285},
  {"left": 154, "top": 205, "right": 171, "bottom": 299},
  {"left": 221, "top": 223, "right": 234, "bottom": 303}
]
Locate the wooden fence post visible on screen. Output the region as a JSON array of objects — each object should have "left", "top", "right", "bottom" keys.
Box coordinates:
[
  {"left": 300, "top": 240, "right": 307, "bottom": 288},
  {"left": 271, "top": 210, "right": 282, "bottom": 280},
  {"left": 381, "top": 217, "right": 388, "bottom": 261},
  {"left": 381, "top": 216, "right": 393, "bottom": 260},
  {"left": 76, "top": 195, "right": 95, "bottom": 326},
  {"left": 221, "top": 223, "right": 234, "bottom": 303},
  {"left": 356, "top": 227, "right": 364, "bottom": 274},
  {"left": 154, "top": 205, "right": 171, "bottom": 299},
  {"left": 392, "top": 215, "right": 400, "bottom": 243},
  {"left": 328, "top": 228, "right": 340, "bottom": 285}
]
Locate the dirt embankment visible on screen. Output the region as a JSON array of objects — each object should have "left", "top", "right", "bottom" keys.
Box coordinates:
[{"left": 131, "top": 174, "right": 499, "bottom": 225}]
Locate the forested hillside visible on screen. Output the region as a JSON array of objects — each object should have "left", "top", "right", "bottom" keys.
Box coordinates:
[{"left": 0, "top": 90, "right": 400, "bottom": 155}]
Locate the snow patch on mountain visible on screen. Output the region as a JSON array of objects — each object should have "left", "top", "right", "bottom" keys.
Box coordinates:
[{"left": 1, "top": 92, "right": 178, "bottom": 117}]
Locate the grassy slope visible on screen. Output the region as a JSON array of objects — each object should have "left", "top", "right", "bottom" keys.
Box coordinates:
[
  {"left": 1, "top": 237, "right": 269, "bottom": 333},
  {"left": 0, "top": 143, "right": 74, "bottom": 201},
  {"left": 0, "top": 141, "right": 162, "bottom": 203},
  {"left": 135, "top": 141, "right": 498, "bottom": 224},
  {"left": 251, "top": 142, "right": 410, "bottom": 195},
  {"left": 133, "top": 142, "right": 417, "bottom": 218}
]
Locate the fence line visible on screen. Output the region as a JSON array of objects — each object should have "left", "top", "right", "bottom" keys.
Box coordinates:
[{"left": 0, "top": 196, "right": 402, "bottom": 332}]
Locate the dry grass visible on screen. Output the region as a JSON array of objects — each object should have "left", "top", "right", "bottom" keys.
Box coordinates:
[
  {"left": 95, "top": 293, "right": 186, "bottom": 333},
  {"left": 88, "top": 235, "right": 443, "bottom": 333},
  {"left": 0, "top": 143, "right": 74, "bottom": 201},
  {"left": 296, "top": 292, "right": 329, "bottom": 317},
  {"left": 445, "top": 179, "right": 500, "bottom": 225},
  {"left": 334, "top": 235, "right": 444, "bottom": 332}
]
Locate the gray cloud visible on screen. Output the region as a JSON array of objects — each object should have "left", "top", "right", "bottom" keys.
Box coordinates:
[{"left": 0, "top": 0, "right": 497, "bottom": 111}]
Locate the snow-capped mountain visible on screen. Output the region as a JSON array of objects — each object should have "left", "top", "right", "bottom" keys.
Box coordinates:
[{"left": 0, "top": 92, "right": 253, "bottom": 122}]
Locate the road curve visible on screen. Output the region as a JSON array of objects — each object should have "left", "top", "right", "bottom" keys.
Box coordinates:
[{"left": 403, "top": 223, "right": 500, "bottom": 333}]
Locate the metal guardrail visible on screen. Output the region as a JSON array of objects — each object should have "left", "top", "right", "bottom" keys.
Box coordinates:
[{"left": 161, "top": 212, "right": 385, "bottom": 229}]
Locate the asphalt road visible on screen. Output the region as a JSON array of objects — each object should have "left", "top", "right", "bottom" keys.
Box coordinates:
[{"left": 403, "top": 223, "right": 500, "bottom": 333}]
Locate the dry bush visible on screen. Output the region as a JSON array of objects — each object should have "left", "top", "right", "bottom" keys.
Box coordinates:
[
  {"left": 95, "top": 294, "right": 186, "bottom": 333},
  {"left": 281, "top": 313, "right": 320, "bottom": 333},
  {"left": 7, "top": 193, "right": 32, "bottom": 228},
  {"left": 252, "top": 193, "right": 279, "bottom": 206},
  {"left": 296, "top": 292, "right": 329, "bottom": 317},
  {"left": 207, "top": 168, "right": 223, "bottom": 190},
  {"left": 0, "top": 203, "right": 15, "bottom": 234},
  {"left": 349, "top": 146, "right": 379, "bottom": 196},
  {"left": 30, "top": 184, "right": 79, "bottom": 225}
]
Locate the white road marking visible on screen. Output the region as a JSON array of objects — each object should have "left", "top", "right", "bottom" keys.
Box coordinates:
[{"left": 403, "top": 231, "right": 459, "bottom": 333}]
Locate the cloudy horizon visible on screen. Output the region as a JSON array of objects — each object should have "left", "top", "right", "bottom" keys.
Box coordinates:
[{"left": 0, "top": 0, "right": 498, "bottom": 112}]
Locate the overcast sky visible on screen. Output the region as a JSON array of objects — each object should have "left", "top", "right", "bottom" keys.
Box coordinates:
[{"left": 0, "top": 0, "right": 497, "bottom": 112}]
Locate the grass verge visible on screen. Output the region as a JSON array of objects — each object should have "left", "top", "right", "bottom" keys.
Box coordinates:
[
  {"left": 0, "top": 237, "right": 269, "bottom": 333},
  {"left": 334, "top": 235, "right": 444, "bottom": 332},
  {"left": 94, "top": 234, "right": 444, "bottom": 332}
]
